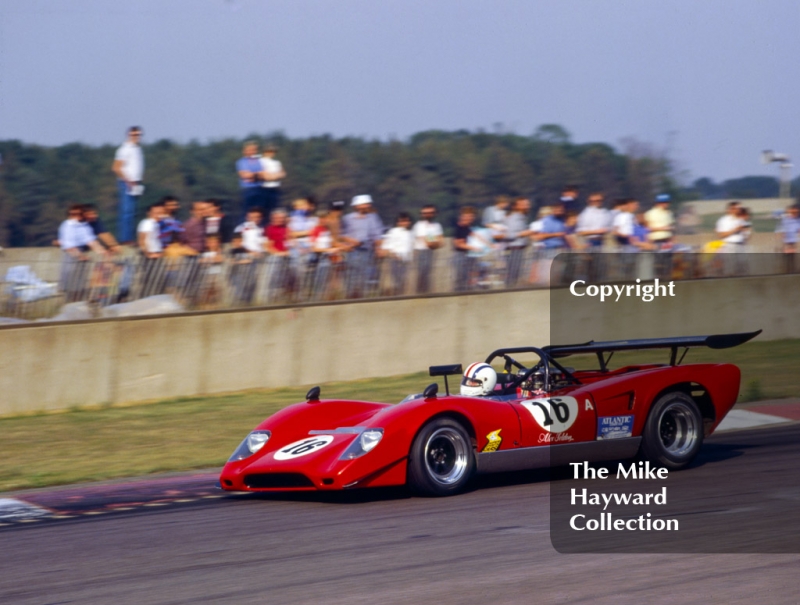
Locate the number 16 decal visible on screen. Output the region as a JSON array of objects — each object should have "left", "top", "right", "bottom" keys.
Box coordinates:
[
  {"left": 274, "top": 436, "right": 334, "bottom": 460},
  {"left": 521, "top": 397, "right": 579, "bottom": 433}
]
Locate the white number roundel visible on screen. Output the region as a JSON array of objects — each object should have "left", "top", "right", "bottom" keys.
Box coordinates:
[
  {"left": 521, "top": 397, "right": 579, "bottom": 433},
  {"left": 274, "top": 436, "right": 334, "bottom": 460}
]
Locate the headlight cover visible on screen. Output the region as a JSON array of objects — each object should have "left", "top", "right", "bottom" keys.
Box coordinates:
[
  {"left": 340, "top": 429, "right": 384, "bottom": 460},
  {"left": 229, "top": 430, "right": 271, "bottom": 461}
]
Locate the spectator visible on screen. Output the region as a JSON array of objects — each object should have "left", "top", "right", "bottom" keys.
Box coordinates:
[
  {"left": 560, "top": 185, "right": 580, "bottom": 212},
  {"left": 609, "top": 198, "right": 626, "bottom": 226},
  {"left": 260, "top": 144, "right": 286, "bottom": 215},
  {"left": 183, "top": 201, "right": 209, "bottom": 254},
  {"left": 645, "top": 194, "right": 675, "bottom": 249},
  {"left": 265, "top": 208, "right": 292, "bottom": 301},
  {"left": 482, "top": 195, "right": 510, "bottom": 242},
  {"left": 82, "top": 204, "right": 120, "bottom": 253},
  {"left": 205, "top": 199, "right": 236, "bottom": 246},
  {"left": 308, "top": 208, "right": 342, "bottom": 300},
  {"left": 341, "top": 194, "right": 384, "bottom": 298},
  {"left": 58, "top": 204, "right": 105, "bottom": 301},
  {"left": 137, "top": 202, "right": 165, "bottom": 259},
  {"left": 234, "top": 207, "right": 266, "bottom": 255},
  {"left": 382, "top": 212, "right": 415, "bottom": 295},
  {"left": 412, "top": 204, "right": 444, "bottom": 293},
  {"left": 776, "top": 204, "right": 800, "bottom": 261},
  {"left": 236, "top": 141, "right": 265, "bottom": 217},
  {"left": 529, "top": 206, "right": 552, "bottom": 248},
  {"left": 137, "top": 202, "right": 168, "bottom": 296},
  {"left": 632, "top": 212, "right": 656, "bottom": 251},
  {"left": 738, "top": 206, "right": 753, "bottom": 248},
  {"left": 576, "top": 192, "right": 610, "bottom": 248},
  {"left": 534, "top": 202, "right": 569, "bottom": 251},
  {"left": 112, "top": 126, "right": 144, "bottom": 243},
  {"left": 612, "top": 199, "right": 637, "bottom": 250},
  {"left": 503, "top": 197, "right": 533, "bottom": 287},
  {"left": 288, "top": 197, "right": 319, "bottom": 252},
  {"left": 198, "top": 234, "right": 224, "bottom": 308},
  {"left": 564, "top": 211, "right": 585, "bottom": 251},
  {"left": 180, "top": 200, "right": 208, "bottom": 304},
  {"left": 467, "top": 222, "right": 496, "bottom": 289},
  {"left": 82, "top": 204, "right": 126, "bottom": 303},
  {"left": 327, "top": 200, "right": 346, "bottom": 243},
  {"left": 453, "top": 206, "right": 478, "bottom": 292},
  {"left": 228, "top": 209, "right": 264, "bottom": 304},
  {"left": 158, "top": 195, "right": 184, "bottom": 248},
  {"left": 715, "top": 201, "right": 746, "bottom": 252}
]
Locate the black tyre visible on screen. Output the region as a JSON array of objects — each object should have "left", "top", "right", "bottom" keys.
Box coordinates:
[
  {"left": 640, "top": 392, "right": 704, "bottom": 470},
  {"left": 407, "top": 417, "right": 475, "bottom": 496}
]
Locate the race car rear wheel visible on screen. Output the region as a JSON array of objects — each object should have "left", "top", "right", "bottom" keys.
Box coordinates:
[
  {"left": 640, "top": 392, "right": 703, "bottom": 470},
  {"left": 408, "top": 418, "right": 475, "bottom": 496}
]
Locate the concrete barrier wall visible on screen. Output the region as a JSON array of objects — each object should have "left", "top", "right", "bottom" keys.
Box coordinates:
[{"left": 1, "top": 274, "right": 799, "bottom": 416}]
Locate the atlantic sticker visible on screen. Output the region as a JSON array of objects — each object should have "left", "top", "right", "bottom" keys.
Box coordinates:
[{"left": 597, "top": 415, "right": 634, "bottom": 440}]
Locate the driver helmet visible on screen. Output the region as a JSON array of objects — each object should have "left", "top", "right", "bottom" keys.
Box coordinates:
[{"left": 460, "top": 362, "right": 498, "bottom": 397}]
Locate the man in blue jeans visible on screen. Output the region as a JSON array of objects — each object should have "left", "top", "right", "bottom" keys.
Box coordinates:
[
  {"left": 236, "top": 140, "right": 266, "bottom": 219},
  {"left": 112, "top": 126, "right": 145, "bottom": 243}
]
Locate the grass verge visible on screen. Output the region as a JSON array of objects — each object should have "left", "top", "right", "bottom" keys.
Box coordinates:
[{"left": 1, "top": 339, "right": 797, "bottom": 492}]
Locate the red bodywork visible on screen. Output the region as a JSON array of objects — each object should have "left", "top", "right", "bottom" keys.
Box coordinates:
[{"left": 219, "top": 362, "right": 741, "bottom": 493}]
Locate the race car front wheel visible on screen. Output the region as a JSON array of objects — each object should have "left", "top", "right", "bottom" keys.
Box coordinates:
[
  {"left": 407, "top": 418, "right": 475, "bottom": 496},
  {"left": 640, "top": 391, "right": 703, "bottom": 470}
]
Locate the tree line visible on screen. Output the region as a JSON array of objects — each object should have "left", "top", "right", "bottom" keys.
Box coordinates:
[{"left": 0, "top": 124, "right": 784, "bottom": 247}]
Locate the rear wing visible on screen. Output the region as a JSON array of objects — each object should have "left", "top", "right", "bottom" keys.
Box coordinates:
[{"left": 543, "top": 330, "right": 761, "bottom": 369}]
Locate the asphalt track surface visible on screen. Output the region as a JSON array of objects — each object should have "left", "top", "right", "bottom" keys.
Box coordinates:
[{"left": 1, "top": 424, "right": 799, "bottom": 604}]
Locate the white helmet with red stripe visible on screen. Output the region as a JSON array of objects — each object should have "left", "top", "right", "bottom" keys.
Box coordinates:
[{"left": 460, "top": 362, "right": 498, "bottom": 397}]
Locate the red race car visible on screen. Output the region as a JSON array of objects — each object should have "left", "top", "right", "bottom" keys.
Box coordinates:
[{"left": 220, "top": 330, "right": 759, "bottom": 497}]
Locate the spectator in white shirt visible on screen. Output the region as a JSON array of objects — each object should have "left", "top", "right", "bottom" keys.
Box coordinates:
[
  {"left": 577, "top": 192, "right": 611, "bottom": 249},
  {"left": 260, "top": 144, "right": 286, "bottom": 215},
  {"left": 382, "top": 212, "right": 415, "bottom": 295},
  {"left": 137, "top": 202, "right": 166, "bottom": 258},
  {"left": 613, "top": 199, "right": 637, "bottom": 249},
  {"left": 482, "top": 195, "right": 510, "bottom": 242},
  {"left": 412, "top": 204, "right": 444, "bottom": 293},
  {"left": 58, "top": 204, "right": 106, "bottom": 300},
  {"left": 112, "top": 126, "right": 144, "bottom": 244},
  {"left": 715, "top": 201, "right": 747, "bottom": 251},
  {"left": 234, "top": 208, "right": 266, "bottom": 255},
  {"left": 137, "top": 202, "right": 168, "bottom": 296}
]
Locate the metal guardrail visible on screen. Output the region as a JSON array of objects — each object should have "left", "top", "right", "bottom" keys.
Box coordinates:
[{"left": 1, "top": 248, "right": 798, "bottom": 320}]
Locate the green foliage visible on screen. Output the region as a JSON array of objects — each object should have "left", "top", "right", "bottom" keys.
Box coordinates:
[{"left": 0, "top": 127, "right": 676, "bottom": 246}]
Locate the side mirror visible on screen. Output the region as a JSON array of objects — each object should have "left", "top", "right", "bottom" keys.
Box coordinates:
[
  {"left": 306, "top": 386, "right": 321, "bottom": 402},
  {"left": 423, "top": 383, "right": 438, "bottom": 399}
]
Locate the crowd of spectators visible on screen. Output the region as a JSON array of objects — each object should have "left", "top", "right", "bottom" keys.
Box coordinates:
[{"left": 45, "top": 127, "right": 800, "bottom": 310}]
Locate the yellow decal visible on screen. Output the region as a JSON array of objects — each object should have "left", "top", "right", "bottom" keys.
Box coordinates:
[{"left": 482, "top": 429, "right": 503, "bottom": 452}]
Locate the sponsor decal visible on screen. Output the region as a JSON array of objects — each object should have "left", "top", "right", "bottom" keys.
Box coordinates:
[
  {"left": 521, "top": 396, "right": 579, "bottom": 433},
  {"left": 585, "top": 399, "right": 594, "bottom": 411},
  {"left": 538, "top": 432, "right": 575, "bottom": 444},
  {"left": 597, "top": 415, "right": 634, "bottom": 440},
  {"left": 274, "top": 436, "right": 335, "bottom": 460},
  {"left": 482, "top": 429, "right": 503, "bottom": 452}
]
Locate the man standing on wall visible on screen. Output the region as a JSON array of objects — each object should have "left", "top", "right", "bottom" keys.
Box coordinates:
[
  {"left": 112, "top": 126, "right": 145, "bottom": 244},
  {"left": 260, "top": 144, "right": 286, "bottom": 217},
  {"left": 237, "top": 141, "right": 265, "bottom": 218}
]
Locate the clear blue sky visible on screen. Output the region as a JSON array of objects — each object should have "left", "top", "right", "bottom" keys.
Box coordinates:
[{"left": 1, "top": 0, "right": 798, "bottom": 183}]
